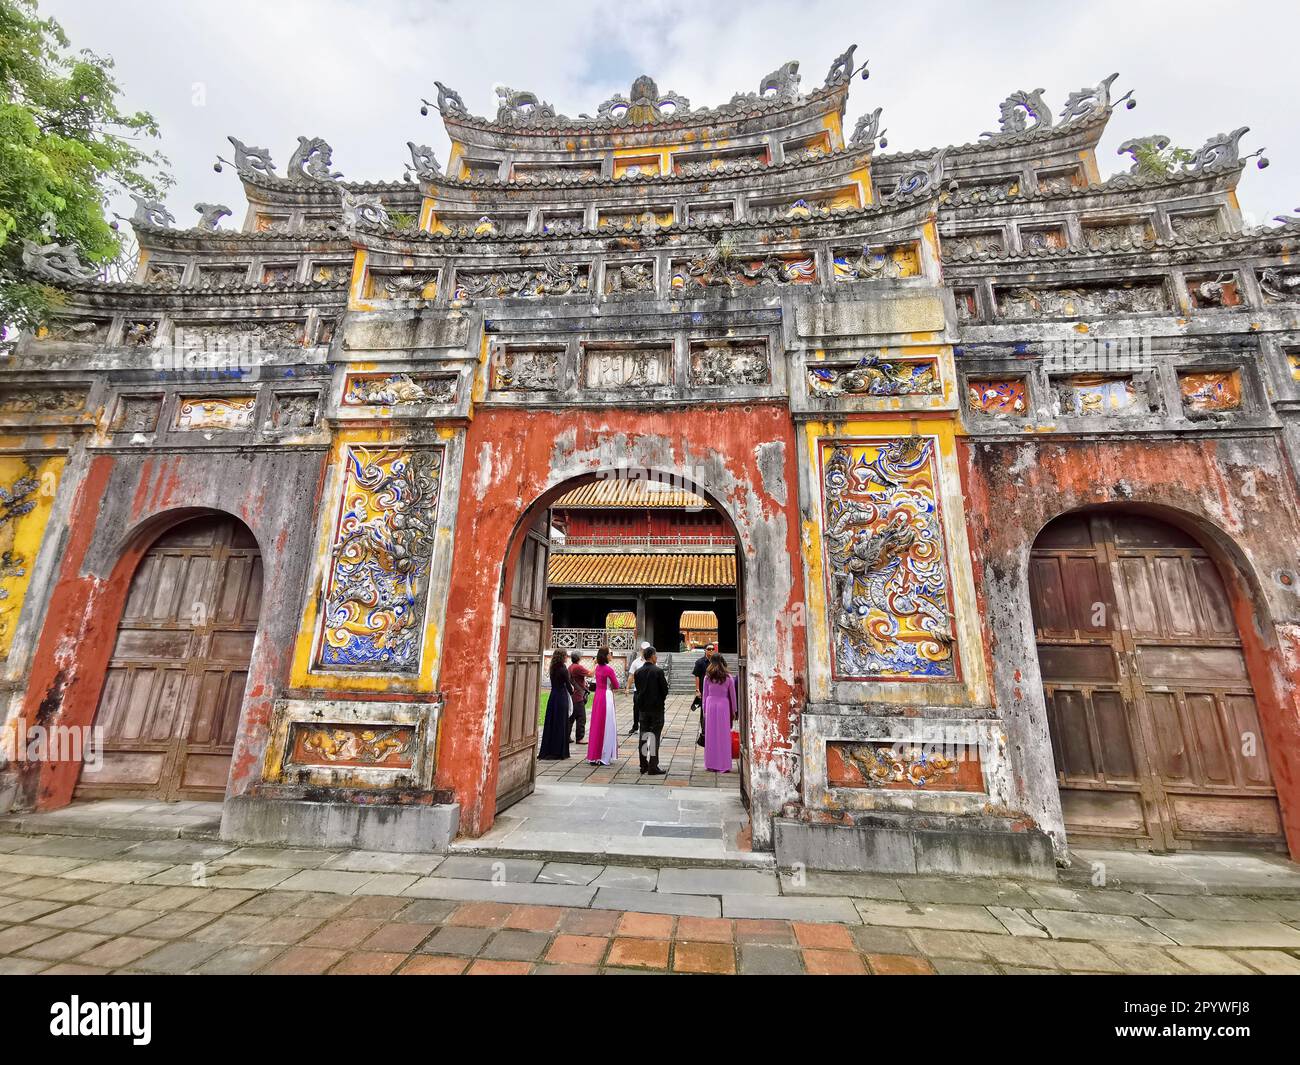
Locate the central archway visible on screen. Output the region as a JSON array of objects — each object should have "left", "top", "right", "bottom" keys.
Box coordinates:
[{"left": 490, "top": 469, "right": 751, "bottom": 822}]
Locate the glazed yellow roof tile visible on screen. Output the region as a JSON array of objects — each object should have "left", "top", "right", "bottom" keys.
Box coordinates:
[
  {"left": 548, "top": 553, "right": 736, "bottom": 588},
  {"left": 679, "top": 610, "right": 719, "bottom": 628},
  {"left": 553, "top": 479, "right": 710, "bottom": 509}
]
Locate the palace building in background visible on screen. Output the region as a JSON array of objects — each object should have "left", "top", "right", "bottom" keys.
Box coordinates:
[{"left": 3, "top": 48, "right": 1300, "bottom": 875}]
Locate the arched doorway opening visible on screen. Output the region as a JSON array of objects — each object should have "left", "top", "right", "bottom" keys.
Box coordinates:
[
  {"left": 76, "top": 512, "right": 264, "bottom": 802},
  {"left": 493, "top": 471, "right": 750, "bottom": 820},
  {"left": 1029, "top": 509, "right": 1283, "bottom": 852}
]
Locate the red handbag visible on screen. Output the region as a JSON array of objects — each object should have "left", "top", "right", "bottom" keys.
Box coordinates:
[{"left": 730, "top": 729, "right": 740, "bottom": 759}]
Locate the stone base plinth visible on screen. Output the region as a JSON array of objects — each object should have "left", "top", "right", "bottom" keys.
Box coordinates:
[
  {"left": 774, "top": 813, "right": 1056, "bottom": 880},
  {"left": 221, "top": 795, "right": 459, "bottom": 854}
]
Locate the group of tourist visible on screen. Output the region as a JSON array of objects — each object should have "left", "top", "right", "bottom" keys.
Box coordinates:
[{"left": 537, "top": 641, "right": 738, "bottom": 775}]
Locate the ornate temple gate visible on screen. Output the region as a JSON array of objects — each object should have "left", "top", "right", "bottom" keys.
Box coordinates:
[
  {"left": 78, "top": 515, "right": 263, "bottom": 801},
  {"left": 1030, "top": 511, "right": 1283, "bottom": 851},
  {"left": 496, "top": 511, "right": 551, "bottom": 812}
]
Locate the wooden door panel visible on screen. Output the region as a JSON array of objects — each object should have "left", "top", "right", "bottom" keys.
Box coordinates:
[
  {"left": 496, "top": 514, "right": 549, "bottom": 813},
  {"left": 1033, "top": 511, "right": 1282, "bottom": 852},
  {"left": 78, "top": 515, "right": 262, "bottom": 802}
]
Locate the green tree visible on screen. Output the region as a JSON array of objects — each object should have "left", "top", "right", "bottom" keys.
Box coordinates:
[{"left": 0, "top": 0, "right": 170, "bottom": 330}]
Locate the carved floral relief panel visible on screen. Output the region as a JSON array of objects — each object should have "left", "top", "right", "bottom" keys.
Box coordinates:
[
  {"left": 1179, "top": 370, "right": 1242, "bottom": 413},
  {"left": 670, "top": 252, "right": 815, "bottom": 291},
  {"left": 174, "top": 396, "right": 257, "bottom": 431},
  {"left": 316, "top": 446, "right": 444, "bottom": 674},
  {"left": 819, "top": 438, "right": 957, "bottom": 681}
]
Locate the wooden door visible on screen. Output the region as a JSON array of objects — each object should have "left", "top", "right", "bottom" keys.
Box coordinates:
[
  {"left": 1030, "top": 512, "right": 1282, "bottom": 851},
  {"left": 79, "top": 515, "right": 263, "bottom": 801},
  {"left": 496, "top": 511, "right": 550, "bottom": 813},
  {"left": 734, "top": 542, "right": 750, "bottom": 809}
]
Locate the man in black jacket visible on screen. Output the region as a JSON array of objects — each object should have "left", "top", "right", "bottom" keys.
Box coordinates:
[
  {"left": 689, "top": 642, "right": 715, "bottom": 714},
  {"left": 632, "top": 646, "right": 670, "bottom": 775}
]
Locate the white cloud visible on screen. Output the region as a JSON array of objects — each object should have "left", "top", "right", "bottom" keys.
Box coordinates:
[{"left": 41, "top": 0, "right": 1297, "bottom": 226}]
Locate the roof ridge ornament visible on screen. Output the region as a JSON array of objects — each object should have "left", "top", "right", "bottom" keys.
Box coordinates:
[
  {"left": 129, "top": 194, "right": 175, "bottom": 229},
  {"left": 340, "top": 190, "right": 390, "bottom": 232},
  {"left": 194, "top": 203, "right": 232, "bottom": 230},
  {"left": 1182, "top": 127, "right": 1269, "bottom": 173},
  {"left": 824, "top": 44, "right": 857, "bottom": 87},
  {"left": 21, "top": 239, "right": 101, "bottom": 284},
  {"left": 849, "top": 107, "right": 887, "bottom": 151},
  {"left": 882, "top": 148, "right": 953, "bottom": 204},
  {"left": 495, "top": 86, "right": 557, "bottom": 126},
  {"left": 404, "top": 142, "right": 441, "bottom": 182},
  {"left": 288, "top": 136, "right": 343, "bottom": 182},
  {"left": 1060, "top": 73, "right": 1135, "bottom": 124},
  {"left": 217, "top": 136, "right": 276, "bottom": 179},
  {"left": 982, "top": 89, "right": 1052, "bottom": 139}
]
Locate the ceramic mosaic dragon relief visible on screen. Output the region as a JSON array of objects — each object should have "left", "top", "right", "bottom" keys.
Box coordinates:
[
  {"left": 318, "top": 447, "right": 443, "bottom": 673},
  {"left": 821, "top": 439, "right": 956, "bottom": 679}
]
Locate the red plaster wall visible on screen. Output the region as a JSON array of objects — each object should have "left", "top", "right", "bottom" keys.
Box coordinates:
[
  {"left": 959, "top": 435, "right": 1300, "bottom": 858},
  {"left": 436, "top": 405, "right": 807, "bottom": 837}
]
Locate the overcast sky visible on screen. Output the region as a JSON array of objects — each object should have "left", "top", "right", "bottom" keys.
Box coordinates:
[{"left": 42, "top": 0, "right": 1297, "bottom": 228}]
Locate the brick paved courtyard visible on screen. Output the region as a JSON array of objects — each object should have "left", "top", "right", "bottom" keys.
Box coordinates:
[{"left": 2, "top": 807, "right": 1300, "bottom": 975}]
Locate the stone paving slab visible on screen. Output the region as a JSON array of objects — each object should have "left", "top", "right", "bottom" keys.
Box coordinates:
[
  {"left": 590, "top": 888, "right": 721, "bottom": 917},
  {"left": 722, "top": 894, "right": 861, "bottom": 923},
  {"left": 854, "top": 900, "right": 1008, "bottom": 934},
  {"left": 1143, "top": 918, "right": 1300, "bottom": 949},
  {"left": 1032, "top": 909, "right": 1177, "bottom": 945},
  {"left": 656, "top": 867, "right": 779, "bottom": 896}
]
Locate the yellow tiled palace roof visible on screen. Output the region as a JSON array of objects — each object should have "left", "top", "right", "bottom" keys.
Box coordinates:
[
  {"left": 553, "top": 479, "right": 710, "bottom": 509},
  {"left": 679, "top": 610, "right": 719, "bottom": 629},
  {"left": 548, "top": 553, "right": 736, "bottom": 588}
]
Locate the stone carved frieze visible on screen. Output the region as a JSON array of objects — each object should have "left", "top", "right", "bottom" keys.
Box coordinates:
[
  {"left": 492, "top": 348, "right": 561, "bottom": 391},
  {"left": 318, "top": 446, "right": 443, "bottom": 674},
  {"left": 112, "top": 396, "right": 161, "bottom": 433},
  {"left": 455, "top": 259, "right": 589, "bottom": 300},
  {"left": 821, "top": 438, "right": 956, "bottom": 679},
  {"left": 144, "top": 262, "right": 183, "bottom": 287},
  {"left": 1059, "top": 73, "right": 1132, "bottom": 124},
  {"left": 121, "top": 320, "right": 159, "bottom": 347},
  {"left": 832, "top": 244, "right": 921, "bottom": 281},
  {"left": 1259, "top": 267, "right": 1300, "bottom": 303},
  {"left": 39, "top": 319, "right": 110, "bottom": 344},
  {"left": 369, "top": 271, "right": 436, "bottom": 300},
  {"left": 1169, "top": 213, "right": 1220, "bottom": 242},
  {"left": 941, "top": 231, "right": 1005, "bottom": 258},
  {"left": 688, "top": 341, "right": 770, "bottom": 387},
  {"left": 405, "top": 142, "right": 441, "bottom": 181},
  {"left": 342, "top": 372, "right": 456, "bottom": 406},
  {"left": 0, "top": 388, "right": 87, "bottom": 414},
  {"left": 670, "top": 244, "right": 815, "bottom": 291},
  {"left": 809, "top": 356, "right": 940, "bottom": 397},
  {"left": 174, "top": 320, "right": 305, "bottom": 351},
  {"left": 998, "top": 283, "right": 1167, "bottom": 318},
  {"left": 272, "top": 393, "right": 318, "bottom": 429},
  {"left": 984, "top": 89, "right": 1052, "bottom": 138},
  {"left": 129, "top": 194, "right": 175, "bottom": 229},
  {"left": 1082, "top": 222, "right": 1154, "bottom": 252},
  {"left": 604, "top": 261, "right": 655, "bottom": 294},
  {"left": 1182, "top": 128, "right": 1251, "bottom": 174}
]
